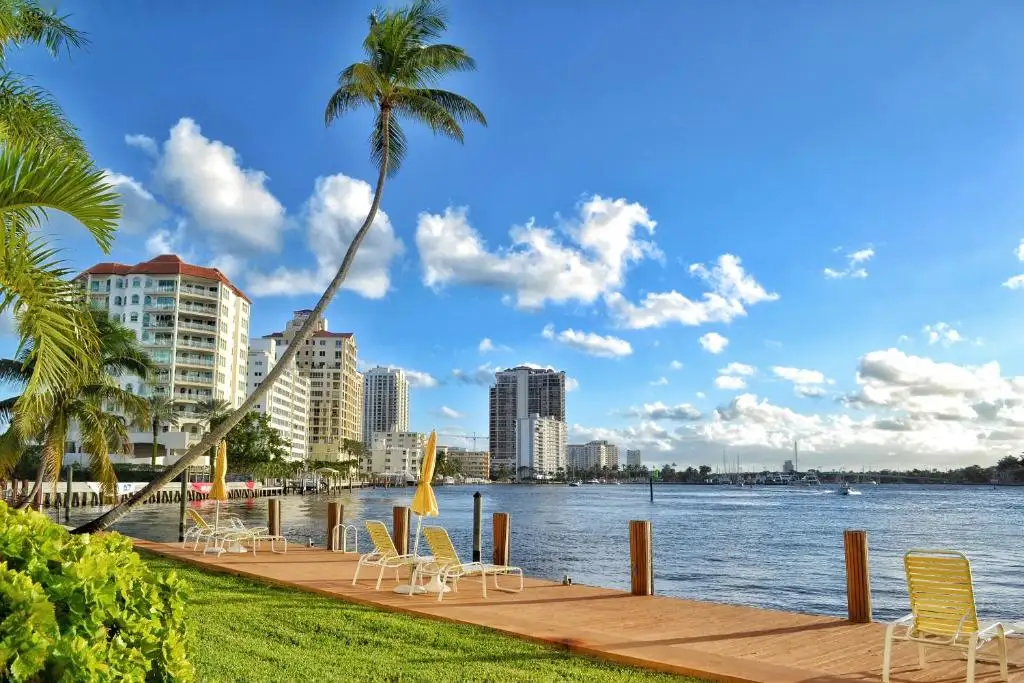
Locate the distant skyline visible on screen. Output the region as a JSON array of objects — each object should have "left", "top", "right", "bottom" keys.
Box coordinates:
[{"left": 4, "top": 1, "right": 1024, "bottom": 469}]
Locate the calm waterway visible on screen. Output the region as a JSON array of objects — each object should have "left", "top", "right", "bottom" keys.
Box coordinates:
[{"left": 66, "top": 483, "right": 1024, "bottom": 621}]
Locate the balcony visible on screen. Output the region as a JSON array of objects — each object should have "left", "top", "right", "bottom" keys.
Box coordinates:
[
  {"left": 144, "top": 303, "right": 175, "bottom": 311},
  {"left": 179, "top": 285, "right": 218, "bottom": 300},
  {"left": 147, "top": 284, "right": 176, "bottom": 293},
  {"left": 175, "top": 389, "right": 213, "bottom": 402},
  {"left": 178, "top": 338, "right": 216, "bottom": 351},
  {"left": 180, "top": 303, "right": 217, "bottom": 317},
  {"left": 179, "top": 321, "right": 216, "bottom": 333},
  {"left": 143, "top": 337, "right": 173, "bottom": 347},
  {"left": 176, "top": 355, "right": 215, "bottom": 368},
  {"left": 176, "top": 372, "right": 214, "bottom": 385},
  {"left": 143, "top": 319, "right": 175, "bottom": 329}
]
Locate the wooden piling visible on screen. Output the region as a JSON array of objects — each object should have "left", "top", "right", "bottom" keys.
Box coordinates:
[
  {"left": 392, "top": 505, "right": 410, "bottom": 555},
  {"left": 177, "top": 469, "right": 189, "bottom": 543},
  {"left": 492, "top": 512, "right": 510, "bottom": 566},
  {"left": 326, "top": 502, "right": 342, "bottom": 550},
  {"left": 472, "top": 492, "right": 483, "bottom": 562},
  {"left": 629, "top": 520, "right": 654, "bottom": 596},
  {"left": 268, "top": 498, "right": 281, "bottom": 537},
  {"left": 843, "top": 529, "right": 872, "bottom": 623}
]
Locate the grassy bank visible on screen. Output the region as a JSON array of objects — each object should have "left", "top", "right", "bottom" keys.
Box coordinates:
[{"left": 144, "top": 555, "right": 702, "bottom": 682}]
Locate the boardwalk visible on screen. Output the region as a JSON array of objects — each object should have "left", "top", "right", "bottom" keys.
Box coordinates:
[{"left": 136, "top": 540, "right": 1023, "bottom": 683}]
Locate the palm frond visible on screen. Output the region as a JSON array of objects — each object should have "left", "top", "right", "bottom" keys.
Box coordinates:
[
  {"left": 0, "top": 139, "right": 120, "bottom": 249},
  {"left": 0, "top": 73, "right": 86, "bottom": 159},
  {"left": 398, "top": 44, "right": 475, "bottom": 86},
  {"left": 0, "top": 356, "right": 27, "bottom": 385},
  {"left": 0, "top": 422, "right": 25, "bottom": 477},
  {"left": 0, "top": 0, "right": 87, "bottom": 64}
]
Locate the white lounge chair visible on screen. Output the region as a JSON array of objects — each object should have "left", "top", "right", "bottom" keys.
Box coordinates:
[
  {"left": 182, "top": 509, "right": 253, "bottom": 554},
  {"left": 413, "top": 525, "right": 523, "bottom": 602},
  {"left": 882, "top": 549, "right": 1011, "bottom": 683},
  {"left": 351, "top": 520, "right": 417, "bottom": 590}
]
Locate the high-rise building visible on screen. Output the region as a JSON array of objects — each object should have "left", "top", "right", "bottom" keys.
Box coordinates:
[
  {"left": 566, "top": 440, "right": 619, "bottom": 472},
  {"left": 782, "top": 459, "right": 795, "bottom": 473},
  {"left": 265, "top": 310, "right": 362, "bottom": 462},
  {"left": 76, "top": 255, "right": 250, "bottom": 461},
  {"left": 362, "top": 366, "right": 409, "bottom": 447},
  {"left": 366, "top": 431, "right": 425, "bottom": 478},
  {"left": 246, "top": 337, "right": 310, "bottom": 461},
  {"left": 488, "top": 365, "right": 566, "bottom": 478},
  {"left": 626, "top": 449, "right": 642, "bottom": 468},
  {"left": 516, "top": 414, "right": 566, "bottom": 478}
]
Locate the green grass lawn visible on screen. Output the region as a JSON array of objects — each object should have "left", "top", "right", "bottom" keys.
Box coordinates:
[{"left": 144, "top": 555, "right": 704, "bottom": 683}]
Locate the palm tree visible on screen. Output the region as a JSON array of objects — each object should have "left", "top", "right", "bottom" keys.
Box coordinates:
[
  {"left": 196, "top": 398, "right": 231, "bottom": 469},
  {"left": 75, "top": 0, "right": 485, "bottom": 533},
  {"left": 0, "top": 0, "right": 88, "bottom": 159},
  {"left": 0, "top": 311, "right": 152, "bottom": 506},
  {"left": 142, "top": 394, "right": 179, "bottom": 467}
]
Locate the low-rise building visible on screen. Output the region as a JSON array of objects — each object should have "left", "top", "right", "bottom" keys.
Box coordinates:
[
  {"left": 366, "top": 431, "right": 425, "bottom": 477},
  {"left": 439, "top": 447, "right": 490, "bottom": 480},
  {"left": 567, "top": 440, "right": 620, "bottom": 472}
]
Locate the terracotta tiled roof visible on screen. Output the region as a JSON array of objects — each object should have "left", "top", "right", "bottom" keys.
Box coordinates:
[{"left": 79, "top": 254, "right": 250, "bottom": 303}]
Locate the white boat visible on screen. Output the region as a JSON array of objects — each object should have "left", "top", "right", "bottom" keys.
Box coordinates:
[
  {"left": 569, "top": 481, "right": 582, "bottom": 487},
  {"left": 838, "top": 482, "right": 852, "bottom": 495}
]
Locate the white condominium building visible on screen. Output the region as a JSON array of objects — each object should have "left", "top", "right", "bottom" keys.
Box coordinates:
[
  {"left": 366, "top": 431, "right": 425, "bottom": 477},
  {"left": 516, "top": 414, "right": 566, "bottom": 478},
  {"left": 76, "top": 255, "right": 250, "bottom": 462},
  {"left": 362, "top": 366, "right": 409, "bottom": 447},
  {"left": 265, "top": 310, "right": 363, "bottom": 463},
  {"left": 247, "top": 337, "right": 310, "bottom": 461},
  {"left": 567, "top": 440, "right": 620, "bottom": 472}
]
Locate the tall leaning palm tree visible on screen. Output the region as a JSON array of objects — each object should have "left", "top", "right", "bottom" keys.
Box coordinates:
[
  {"left": 196, "top": 398, "right": 231, "bottom": 469},
  {"left": 142, "top": 394, "right": 179, "bottom": 467},
  {"left": 75, "top": 0, "right": 485, "bottom": 533}
]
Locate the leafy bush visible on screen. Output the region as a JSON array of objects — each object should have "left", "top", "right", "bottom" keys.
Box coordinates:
[{"left": 0, "top": 501, "right": 193, "bottom": 682}]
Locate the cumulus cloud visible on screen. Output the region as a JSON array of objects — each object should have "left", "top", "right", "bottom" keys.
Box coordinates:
[
  {"left": 773, "top": 366, "right": 828, "bottom": 398},
  {"left": 713, "top": 362, "right": 756, "bottom": 391},
  {"left": 824, "top": 247, "right": 874, "bottom": 279},
  {"left": 452, "top": 363, "right": 498, "bottom": 386},
  {"left": 699, "top": 332, "right": 729, "bottom": 354},
  {"left": 246, "top": 174, "right": 403, "bottom": 299},
  {"left": 103, "top": 171, "right": 169, "bottom": 234},
  {"left": 416, "top": 196, "right": 660, "bottom": 309},
  {"left": 478, "top": 338, "right": 511, "bottom": 353},
  {"left": 715, "top": 375, "right": 747, "bottom": 390},
  {"left": 566, "top": 377, "right": 580, "bottom": 392},
  {"left": 606, "top": 254, "right": 777, "bottom": 329},
  {"left": 437, "top": 406, "right": 463, "bottom": 419},
  {"left": 669, "top": 360, "right": 684, "bottom": 370},
  {"left": 1001, "top": 239, "right": 1024, "bottom": 289},
  {"left": 625, "top": 402, "right": 702, "bottom": 421},
  {"left": 650, "top": 377, "right": 669, "bottom": 386},
  {"left": 922, "top": 322, "right": 964, "bottom": 347},
  {"left": 157, "top": 118, "right": 286, "bottom": 251},
  {"left": 385, "top": 367, "right": 438, "bottom": 388},
  {"left": 541, "top": 324, "right": 632, "bottom": 358},
  {"left": 124, "top": 133, "right": 157, "bottom": 155}
]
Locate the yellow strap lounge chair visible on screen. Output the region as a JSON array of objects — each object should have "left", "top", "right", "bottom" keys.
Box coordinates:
[
  {"left": 352, "top": 520, "right": 418, "bottom": 590},
  {"left": 182, "top": 509, "right": 254, "bottom": 553},
  {"left": 413, "top": 526, "right": 523, "bottom": 602},
  {"left": 882, "top": 549, "right": 1010, "bottom": 683}
]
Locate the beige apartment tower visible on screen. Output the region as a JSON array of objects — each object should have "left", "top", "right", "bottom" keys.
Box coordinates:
[{"left": 265, "top": 310, "right": 362, "bottom": 462}]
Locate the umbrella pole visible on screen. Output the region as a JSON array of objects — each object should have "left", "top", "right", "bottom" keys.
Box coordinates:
[{"left": 412, "top": 514, "right": 422, "bottom": 557}]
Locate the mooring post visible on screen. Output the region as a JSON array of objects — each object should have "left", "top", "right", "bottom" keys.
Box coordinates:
[
  {"left": 268, "top": 498, "right": 281, "bottom": 537},
  {"left": 844, "top": 529, "right": 872, "bottom": 623},
  {"left": 326, "top": 502, "right": 342, "bottom": 550},
  {"left": 472, "top": 491, "right": 483, "bottom": 562},
  {"left": 64, "top": 465, "right": 73, "bottom": 522},
  {"left": 629, "top": 520, "right": 654, "bottom": 596},
  {"left": 392, "top": 505, "right": 410, "bottom": 555},
  {"left": 177, "top": 468, "right": 189, "bottom": 543},
  {"left": 492, "top": 512, "right": 510, "bottom": 566},
  {"left": 649, "top": 476, "right": 654, "bottom": 502}
]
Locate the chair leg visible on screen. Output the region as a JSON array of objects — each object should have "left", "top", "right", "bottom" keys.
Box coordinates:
[
  {"left": 882, "top": 624, "right": 895, "bottom": 683},
  {"left": 408, "top": 565, "right": 420, "bottom": 598},
  {"left": 918, "top": 643, "right": 926, "bottom": 669},
  {"left": 352, "top": 560, "right": 362, "bottom": 586},
  {"left": 967, "top": 634, "right": 978, "bottom": 683},
  {"left": 998, "top": 631, "right": 1009, "bottom": 682},
  {"left": 376, "top": 564, "right": 386, "bottom": 590},
  {"left": 436, "top": 571, "right": 448, "bottom": 602}
]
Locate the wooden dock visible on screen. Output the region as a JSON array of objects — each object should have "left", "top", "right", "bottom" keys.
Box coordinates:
[{"left": 135, "top": 540, "right": 1023, "bottom": 682}]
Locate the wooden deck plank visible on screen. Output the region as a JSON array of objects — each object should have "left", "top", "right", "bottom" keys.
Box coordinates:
[{"left": 135, "top": 541, "right": 1023, "bottom": 683}]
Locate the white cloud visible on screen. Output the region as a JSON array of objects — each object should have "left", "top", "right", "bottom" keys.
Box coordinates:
[
  {"left": 824, "top": 247, "right": 874, "bottom": 279},
  {"left": 1004, "top": 275, "right": 1024, "bottom": 290},
  {"left": 124, "top": 133, "right": 157, "bottom": 156},
  {"left": 650, "top": 377, "right": 669, "bottom": 386},
  {"left": 438, "top": 406, "right": 463, "bottom": 419},
  {"left": 541, "top": 323, "right": 632, "bottom": 358},
  {"left": 157, "top": 118, "right": 286, "bottom": 251},
  {"left": 669, "top": 360, "right": 684, "bottom": 370},
  {"left": 772, "top": 366, "right": 828, "bottom": 398},
  {"left": 144, "top": 219, "right": 187, "bottom": 257},
  {"left": 695, "top": 391, "right": 706, "bottom": 399},
  {"left": 715, "top": 375, "right": 747, "bottom": 390},
  {"left": 416, "top": 196, "right": 660, "bottom": 309},
  {"left": 721, "top": 362, "right": 756, "bottom": 377},
  {"left": 103, "top": 171, "right": 169, "bottom": 234},
  {"left": 923, "top": 322, "right": 964, "bottom": 347},
  {"left": 246, "top": 173, "right": 403, "bottom": 299},
  {"left": 478, "top": 338, "right": 511, "bottom": 353},
  {"left": 208, "top": 254, "right": 245, "bottom": 281},
  {"left": 698, "top": 332, "right": 729, "bottom": 354},
  {"left": 452, "top": 363, "right": 498, "bottom": 386},
  {"left": 566, "top": 377, "right": 580, "bottom": 392},
  {"left": 606, "top": 254, "right": 777, "bottom": 329},
  {"left": 626, "top": 402, "right": 702, "bottom": 421},
  {"left": 392, "top": 368, "right": 438, "bottom": 388}
]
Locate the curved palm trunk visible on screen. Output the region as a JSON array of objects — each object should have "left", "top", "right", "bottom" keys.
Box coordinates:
[
  {"left": 73, "top": 112, "right": 393, "bottom": 534},
  {"left": 151, "top": 418, "right": 158, "bottom": 467},
  {"left": 13, "top": 464, "right": 44, "bottom": 510}
]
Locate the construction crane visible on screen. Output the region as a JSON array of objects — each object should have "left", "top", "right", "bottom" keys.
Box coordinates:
[{"left": 436, "top": 431, "right": 488, "bottom": 450}]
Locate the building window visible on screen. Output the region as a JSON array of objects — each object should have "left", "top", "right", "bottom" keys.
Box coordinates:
[
  {"left": 131, "top": 294, "right": 139, "bottom": 304},
  {"left": 130, "top": 313, "right": 138, "bottom": 322},
  {"left": 132, "top": 277, "right": 141, "bottom": 287}
]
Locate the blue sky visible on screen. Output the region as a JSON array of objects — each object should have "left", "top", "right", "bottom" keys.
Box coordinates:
[{"left": 7, "top": 0, "right": 1024, "bottom": 469}]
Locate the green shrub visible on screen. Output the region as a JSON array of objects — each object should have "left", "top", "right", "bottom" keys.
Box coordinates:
[{"left": 0, "top": 501, "right": 193, "bottom": 682}]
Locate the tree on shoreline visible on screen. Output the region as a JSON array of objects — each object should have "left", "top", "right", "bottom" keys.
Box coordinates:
[{"left": 75, "top": 0, "right": 486, "bottom": 533}]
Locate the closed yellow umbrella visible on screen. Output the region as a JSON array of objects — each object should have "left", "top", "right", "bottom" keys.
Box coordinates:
[
  {"left": 411, "top": 430, "right": 438, "bottom": 518},
  {"left": 210, "top": 440, "right": 229, "bottom": 530}
]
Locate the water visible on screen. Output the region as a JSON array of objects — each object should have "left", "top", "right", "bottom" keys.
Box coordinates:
[{"left": 65, "top": 483, "right": 1024, "bottom": 621}]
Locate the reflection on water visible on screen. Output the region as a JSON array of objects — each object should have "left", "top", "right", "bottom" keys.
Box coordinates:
[{"left": 66, "top": 483, "right": 1024, "bottom": 621}]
